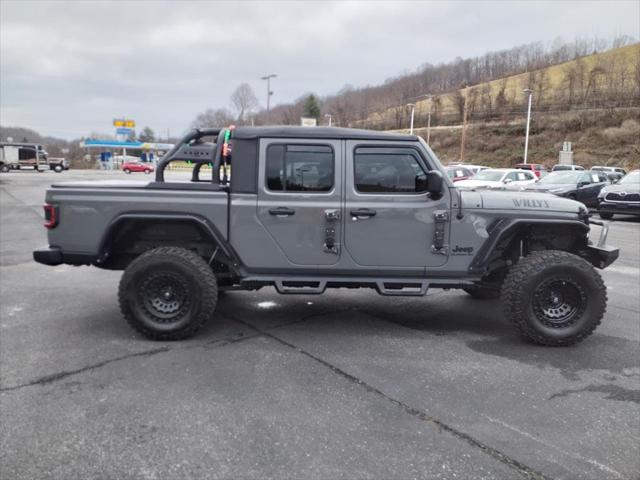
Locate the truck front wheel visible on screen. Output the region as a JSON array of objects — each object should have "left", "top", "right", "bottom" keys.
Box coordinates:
[
  {"left": 118, "top": 246, "right": 218, "bottom": 340},
  {"left": 501, "top": 250, "right": 606, "bottom": 346}
]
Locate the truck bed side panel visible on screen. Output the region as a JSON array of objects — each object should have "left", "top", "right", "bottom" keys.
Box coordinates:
[{"left": 46, "top": 186, "right": 229, "bottom": 255}]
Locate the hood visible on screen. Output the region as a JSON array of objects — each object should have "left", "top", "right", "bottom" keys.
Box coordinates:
[
  {"left": 522, "top": 183, "right": 575, "bottom": 193},
  {"left": 471, "top": 189, "right": 587, "bottom": 215},
  {"left": 455, "top": 179, "right": 503, "bottom": 188},
  {"left": 599, "top": 182, "right": 640, "bottom": 196}
]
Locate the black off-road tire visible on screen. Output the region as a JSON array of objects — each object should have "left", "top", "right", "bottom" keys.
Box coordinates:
[
  {"left": 463, "top": 285, "right": 501, "bottom": 299},
  {"left": 598, "top": 212, "right": 614, "bottom": 220},
  {"left": 501, "top": 250, "right": 606, "bottom": 346},
  {"left": 118, "top": 246, "right": 218, "bottom": 340}
]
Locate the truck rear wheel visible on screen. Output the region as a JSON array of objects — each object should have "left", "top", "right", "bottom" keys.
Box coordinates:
[
  {"left": 501, "top": 250, "right": 606, "bottom": 346},
  {"left": 0, "top": 164, "right": 9, "bottom": 173},
  {"left": 118, "top": 246, "right": 218, "bottom": 340}
]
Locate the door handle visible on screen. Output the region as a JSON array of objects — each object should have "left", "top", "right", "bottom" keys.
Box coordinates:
[
  {"left": 350, "top": 208, "right": 377, "bottom": 219},
  {"left": 269, "top": 207, "right": 295, "bottom": 217}
]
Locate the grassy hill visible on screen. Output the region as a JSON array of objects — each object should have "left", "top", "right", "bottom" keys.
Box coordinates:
[{"left": 381, "top": 44, "right": 640, "bottom": 169}]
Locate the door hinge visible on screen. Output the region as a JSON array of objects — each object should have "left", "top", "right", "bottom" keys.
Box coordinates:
[
  {"left": 324, "top": 209, "right": 340, "bottom": 221},
  {"left": 431, "top": 210, "right": 449, "bottom": 255}
]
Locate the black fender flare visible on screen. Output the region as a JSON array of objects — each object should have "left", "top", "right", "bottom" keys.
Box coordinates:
[
  {"left": 468, "top": 218, "right": 590, "bottom": 275},
  {"left": 96, "top": 212, "right": 242, "bottom": 273}
]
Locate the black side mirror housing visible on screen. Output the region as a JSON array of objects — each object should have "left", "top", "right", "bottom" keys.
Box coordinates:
[
  {"left": 416, "top": 170, "right": 444, "bottom": 194},
  {"left": 427, "top": 170, "right": 444, "bottom": 194}
]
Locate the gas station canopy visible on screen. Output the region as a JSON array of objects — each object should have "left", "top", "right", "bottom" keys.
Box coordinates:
[{"left": 81, "top": 140, "right": 174, "bottom": 150}]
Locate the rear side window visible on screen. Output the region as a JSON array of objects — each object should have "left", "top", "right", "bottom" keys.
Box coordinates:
[
  {"left": 354, "top": 147, "right": 427, "bottom": 193},
  {"left": 266, "top": 144, "right": 334, "bottom": 192}
]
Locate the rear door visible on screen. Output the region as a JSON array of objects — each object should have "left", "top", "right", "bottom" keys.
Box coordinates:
[
  {"left": 257, "top": 139, "right": 342, "bottom": 266},
  {"left": 576, "top": 172, "right": 608, "bottom": 206},
  {"left": 344, "top": 141, "right": 449, "bottom": 268}
]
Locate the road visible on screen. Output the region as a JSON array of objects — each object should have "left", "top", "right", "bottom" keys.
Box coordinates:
[{"left": 1, "top": 170, "right": 638, "bottom": 480}]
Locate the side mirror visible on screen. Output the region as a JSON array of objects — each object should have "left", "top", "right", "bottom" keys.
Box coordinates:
[
  {"left": 578, "top": 181, "right": 589, "bottom": 188},
  {"left": 424, "top": 170, "right": 443, "bottom": 194},
  {"left": 503, "top": 178, "right": 513, "bottom": 184}
]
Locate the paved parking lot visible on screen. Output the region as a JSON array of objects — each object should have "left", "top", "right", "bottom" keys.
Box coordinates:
[{"left": 1, "top": 169, "right": 639, "bottom": 479}]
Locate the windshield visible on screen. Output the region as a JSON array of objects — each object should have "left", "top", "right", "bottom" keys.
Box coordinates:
[
  {"left": 539, "top": 171, "right": 582, "bottom": 184},
  {"left": 619, "top": 171, "right": 640, "bottom": 185},
  {"left": 471, "top": 170, "right": 504, "bottom": 181}
]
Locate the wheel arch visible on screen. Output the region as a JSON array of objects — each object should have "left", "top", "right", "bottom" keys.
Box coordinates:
[
  {"left": 469, "top": 218, "right": 591, "bottom": 276},
  {"left": 97, "top": 213, "right": 241, "bottom": 273}
]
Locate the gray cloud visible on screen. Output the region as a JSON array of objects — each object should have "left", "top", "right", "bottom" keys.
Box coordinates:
[{"left": 1, "top": 0, "right": 638, "bottom": 139}]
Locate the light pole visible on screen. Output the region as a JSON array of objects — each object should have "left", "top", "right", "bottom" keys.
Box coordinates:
[
  {"left": 523, "top": 88, "right": 533, "bottom": 164},
  {"left": 425, "top": 95, "right": 433, "bottom": 144},
  {"left": 407, "top": 103, "right": 415, "bottom": 134},
  {"left": 324, "top": 113, "right": 332, "bottom": 127},
  {"left": 261, "top": 74, "right": 277, "bottom": 123}
]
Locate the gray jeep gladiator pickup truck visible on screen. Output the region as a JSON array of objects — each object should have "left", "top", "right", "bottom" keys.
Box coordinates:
[{"left": 34, "top": 126, "right": 619, "bottom": 345}]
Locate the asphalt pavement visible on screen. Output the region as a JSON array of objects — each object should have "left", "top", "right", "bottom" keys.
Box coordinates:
[{"left": 1, "top": 169, "right": 638, "bottom": 480}]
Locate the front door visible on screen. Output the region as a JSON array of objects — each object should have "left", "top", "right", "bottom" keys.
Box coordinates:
[
  {"left": 344, "top": 141, "right": 449, "bottom": 268},
  {"left": 257, "top": 139, "right": 342, "bottom": 266}
]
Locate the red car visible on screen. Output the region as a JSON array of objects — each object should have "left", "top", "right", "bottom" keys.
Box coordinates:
[
  {"left": 515, "top": 163, "right": 547, "bottom": 178},
  {"left": 445, "top": 165, "right": 474, "bottom": 182},
  {"left": 122, "top": 162, "right": 154, "bottom": 174}
]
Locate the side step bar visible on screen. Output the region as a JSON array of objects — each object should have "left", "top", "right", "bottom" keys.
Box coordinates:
[{"left": 240, "top": 276, "right": 457, "bottom": 297}]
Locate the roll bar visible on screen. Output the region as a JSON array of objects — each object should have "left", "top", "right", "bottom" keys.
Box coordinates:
[{"left": 155, "top": 128, "right": 223, "bottom": 182}]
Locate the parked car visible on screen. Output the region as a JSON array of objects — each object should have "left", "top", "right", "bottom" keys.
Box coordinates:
[
  {"left": 456, "top": 168, "right": 537, "bottom": 189},
  {"left": 552, "top": 164, "right": 584, "bottom": 172},
  {"left": 515, "top": 163, "right": 547, "bottom": 178},
  {"left": 122, "top": 161, "right": 154, "bottom": 174},
  {"left": 33, "top": 126, "right": 618, "bottom": 346},
  {"left": 457, "top": 164, "right": 489, "bottom": 175},
  {"left": 591, "top": 166, "right": 626, "bottom": 183},
  {"left": 445, "top": 165, "right": 474, "bottom": 182},
  {"left": 597, "top": 170, "right": 640, "bottom": 219},
  {"left": 521, "top": 171, "right": 610, "bottom": 207}
]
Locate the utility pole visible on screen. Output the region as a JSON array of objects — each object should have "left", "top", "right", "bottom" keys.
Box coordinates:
[
  {"left": 407, "top": 103, "right": 415, "bottom": 134},
  {"left": 523, "top": 88, "right": 533, "bottom": 164},
  {"left": 459, "top": 86, "right": 469, "bottom": 161},
  {"left": 426, "top": 96, "right": 432, "bottom": 144},
  {"left": 324, "top": 113, "right": 332, "bottom": 127},
  {"left": 261, "top": 74, "right": 277, "bottom": 123}
]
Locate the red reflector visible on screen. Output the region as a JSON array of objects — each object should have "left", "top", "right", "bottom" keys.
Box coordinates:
[{"left": 43, "top": 204, "right": 58, "bottom": 229}]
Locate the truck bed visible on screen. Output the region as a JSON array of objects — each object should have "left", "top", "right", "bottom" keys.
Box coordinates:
[{"left": 45, "top": 180, "right": 229, "bottom": 259}]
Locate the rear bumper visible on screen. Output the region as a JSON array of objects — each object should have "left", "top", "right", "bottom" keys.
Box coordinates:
[
  {"left": 33, "top": 246, "right": 95, "bottom": 266},
  {"left": 33, "top": 246, "right": 63, "bottom": 266}
]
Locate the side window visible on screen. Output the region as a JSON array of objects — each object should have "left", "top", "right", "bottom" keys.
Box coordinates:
[
  {"left": 266, "top": 144, "right": 334, "bottom": 192},
  {"left": 354, "top": 147, "right": 427, "bottom": 193},
  {"left": 506, "top": 172, "right": 519, "bottom": 181}
]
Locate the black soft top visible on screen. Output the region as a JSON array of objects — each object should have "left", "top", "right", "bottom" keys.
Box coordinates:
[{"left": 232, "top": 126, "right": 418, "bottom": 141}]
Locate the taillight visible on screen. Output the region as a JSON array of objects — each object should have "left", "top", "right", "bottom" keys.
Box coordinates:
[{"left": 43, "top": 204, "right": 58, "bottom": 229}]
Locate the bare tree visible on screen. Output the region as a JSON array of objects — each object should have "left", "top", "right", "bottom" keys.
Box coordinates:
[
  {"left": 191, "top": 108, "right": 235, "bottom": 128},
  {"left": 230, "top": 83, "right": 259, "bottom": 125}
]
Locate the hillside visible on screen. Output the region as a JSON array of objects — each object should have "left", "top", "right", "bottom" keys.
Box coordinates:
[
  {"left": 377, "top": 44, "right": 640, "bottom": 170},
  {"left": 359, "top": 43, "right": 640, "bottom": 130}
]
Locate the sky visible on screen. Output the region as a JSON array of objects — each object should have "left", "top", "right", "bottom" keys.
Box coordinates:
[{"left": 1, "top": 0, "right": 639, "bottom": 140}]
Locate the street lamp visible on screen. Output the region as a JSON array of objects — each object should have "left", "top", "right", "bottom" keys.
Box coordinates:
[
  {"left": 324, "top": 113, "right": 332, "bottom": 127},
  {"left": 407, "top": 103, "right": 416, "bottom": 134},
  {"left": 523, "top": 88, "right": 533, "bottom": 164},
  {"left": 425, "top": 95, "right": 433, "bottom": 144},
  {"left": 261, "top": 74, "right": 277, "bottom": 123}
]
